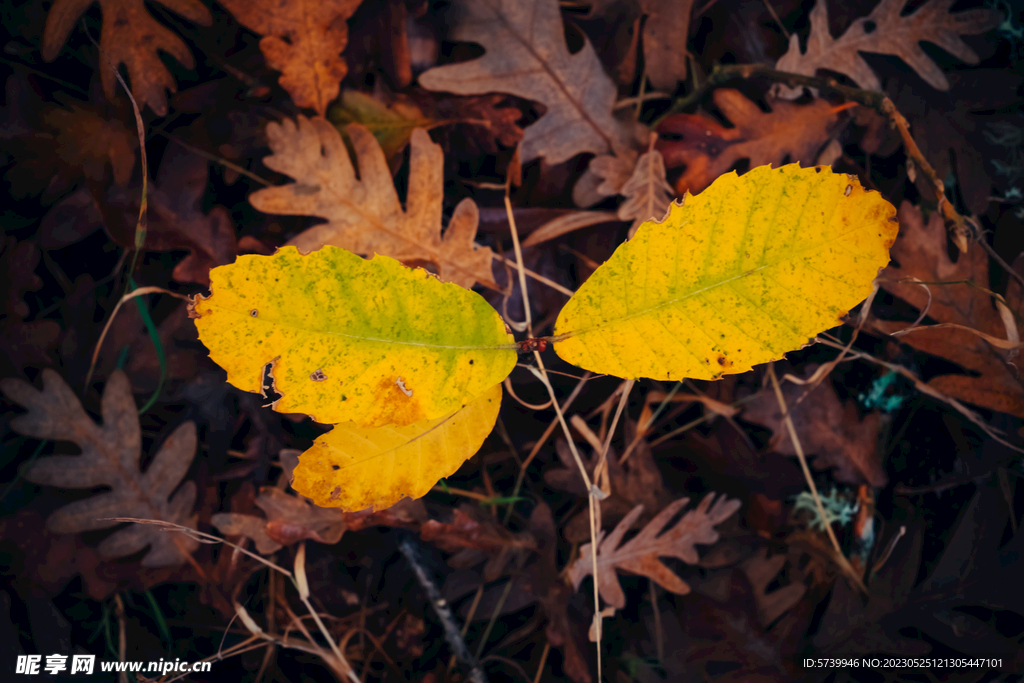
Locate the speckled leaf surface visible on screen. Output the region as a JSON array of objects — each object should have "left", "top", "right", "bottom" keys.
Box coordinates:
[
  {"left": 553, "top": 164, "right": 898, "bottom": 380},
  {"left": 294, "top": 383, "right": 502, "bottom": 511},
  {"left": 192, "top": 246, "right": 515, "bottom": 427}
]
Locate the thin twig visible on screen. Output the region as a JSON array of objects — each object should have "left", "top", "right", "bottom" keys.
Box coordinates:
[
  {"left": 767, "top": 364, "right": 867, "bottom": 594},
  {"left": 399, "top": 536, "right": 488, "bottom": 683}
]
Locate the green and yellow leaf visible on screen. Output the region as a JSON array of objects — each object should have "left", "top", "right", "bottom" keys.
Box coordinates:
[
  {"left": 192, "top": 246, "right": 515, "bottom": 427},
  {"left": 293, "top": 383, "right": 503, "bottom": 510},
  {"left": 553, "top": 164, "right": 897, "bottom": 380}
]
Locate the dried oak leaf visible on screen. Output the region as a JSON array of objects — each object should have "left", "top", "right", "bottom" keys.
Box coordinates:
[
  {"left": 0, "top": 370, "right": 199, "bottom": 567},
  {"left": 211, "top": 487, "right": 346, "bottom": 554},
  {"left": 7, "top": 102, "right": 137, "bottom": 201},
  {"left": 742, "top": 364, "right": 888, "bottom": 488},
  {"left": 42, "top": 0, "right": 213, "bottom": 117},
  {"left": 773, "top": 0, "right": 1002, "bottom": 98},
  {"left": 0, "top": 239, "right": 60, "bottom": 376},
  {"left": 568, "top": 493, "right": 741, "bottom": 609},
  {"left": 616, "top": 142, "right": 675, "bottom": 235},
  {"left": 872, "top": 202, "right": 1024, "bottom": 418},
  {"left": 655, "top": 89, "right": 844, "bottom": 195},
  {"left": 218, "top": 0, "right": 363, "bottom": 116},
  {"left": 251, "top": 116, "right": 497, "bottom": 290},
  {"left": 418, "top": 0, "right": 642, "bottom": 167}
]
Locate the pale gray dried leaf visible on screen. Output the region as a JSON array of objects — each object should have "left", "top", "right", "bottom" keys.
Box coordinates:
[
  {"left": 418, "top": 0, "right": 641, "bottom": 166},
  {"left": 616, "top": 146, "right": 675, "bottom": 235},
  {"left": 211, "top": 487, "right": 346, "bottom": 554},
  {"left": 0, "top": 369, "right": 198, "bottom": 567},
  {"left": 250, "top": 118, "right": 496, "bottom": 290},
  {"left": 568, "top": 493, "right": 741, "bottom": 608},
  {"left": 774, "top": 0, "right": 1002, "bottom": 98}
]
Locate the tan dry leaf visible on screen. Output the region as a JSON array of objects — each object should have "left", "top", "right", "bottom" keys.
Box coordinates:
[
  {"left": 218, "top": 0, "right": 362, "bottom": 116},
  {"left": 568, "top": 493, "right": 741, "bottom": 608},
  {"left": 250, "top": 116, "right": 496, "bottom": 290},
  {"left": 0, "top": 369, "right": 199, "bottom": 567},
  {"left": 655, "top": 89, "right": 844, "bottom": 195},
  {"left": 417, "top": 0, "right": 641, "bottom": 166},
  {"left": 42, "top": 0, "right": 213, "bottom": 117},
  {"left": 211, "top": 487, "right": 346, "bottom": 554},
  {"left": 872, "top": 202, "right": 1024, "bottom": 417},
  {"left": 742, "top": 364, "right": 887, "bottom": 487},
  {"left": 774, "top": 0, "right": 1002, "bottom": 98},
  {"left": 617, "top": 145, "right": 675, "bottom": 235}
]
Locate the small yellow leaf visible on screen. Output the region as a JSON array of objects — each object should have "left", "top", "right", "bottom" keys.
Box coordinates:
[
  {"left": 193, "top": 246, "right": 515, "bottom": 427},
  {"left": 293, "top": 383, "right": 503, "bottom": 510},
  {"left": 554, "top": 164, "right": 897, "bottom": 380}
]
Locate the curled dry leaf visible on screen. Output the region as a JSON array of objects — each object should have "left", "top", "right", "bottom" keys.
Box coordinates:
[
  {"left": 568, "top": 493, "right": 741, "bottom": 609},
  {"left": 742, "top": 364, "right": 888, "bottom": 488},
  {"left": 42, "top": 0, "right": 213, "bottom": 117},
  {"left": 613, "top": 0, "right": 696, "bottom": 90},
  {"left": 872, "top": 202, "right": 1024, "bottom": 418},
  {"left": 0, "top": 370, "right": 199, "bottom": 567},
  {"left": 250, "top": 116, "right": 497, "bottom": 290},
  {"left": 211, "top": 487, "right": 346, "bottom": 554},
  {"left": 774, "top": 0, "right": 1002, "bottom": 98},
  {"left": 327, "top": 90, "right": 439, "bottom": 160},
  {"left": 218, "top": 0, "right": 363, "bottom": 116},
  {"left": 656, "top": 89, "right": 845, "bottom": 195},
  {"left": 418, "top": 0, "right": 642, "bottom": 166}
]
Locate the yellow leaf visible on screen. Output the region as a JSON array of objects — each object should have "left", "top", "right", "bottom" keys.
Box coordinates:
[
  {"left": 293, "top": 383, "right": 503, "bottom": 510},
  {"left": 553, "top": 164, "right": 897, "bottom": 380},
  {"left": 192, "top": 246, "right": 515, "bottom": 427}
]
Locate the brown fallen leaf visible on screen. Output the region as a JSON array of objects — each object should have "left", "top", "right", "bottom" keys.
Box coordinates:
[
  {"left": 588, "top": 0, "right": 697, "bottom": 90},
  {"left": 545, "top": 421, "right": 673, "bottom": 543},
  {"left": 100, "top": 142, "right": 237, "bottom": 285},
  {"left": 250, "top": 116, "right": 497, "bottom": 289},
  {"left": 0, "top": 239, "right": 61, "bottom": 377},
  {"left": 418, "top": 0, "right": 642, "bottom": 166},
  {"left": 8, "top": 102, "right": 137, "bottom": 201},
  {"left": 773, "top": 0, "right": 1002, "bottom": 98},
  {"left": 42, "top": 0, "right": 213, "bottom": 116},
  {"left": 0, "top": 370, "right": 199, "bottom": 567},
  {"left": 741, "top": 364, "right": 888, "bottom": 488},
  {"left": 211, "top": 487, "right": 346, "bottom": 554},
  {"left": 567, "top": 493, "right": 741, "bottom": 608},
  {"left": 218, "top": 0, "right": 363, "bottom": 116},
  {"left": 872, "top": 202, "right": 1024, "bottom": 418},
  {"left": 655, "top": 89, "right": 844, "bottom": 195}
]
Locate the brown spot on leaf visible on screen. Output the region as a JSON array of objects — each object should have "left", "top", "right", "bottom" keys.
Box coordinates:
[
  {"left": 310, "top": 368, "right": 327, "bottom": 382},
  {"left": 844, "top": 184, "right": 853, "bottom": 196},
  {"left": 250, "top": 309, "right": 258, "bottom": 317},
  {"left": 330, "top": 486, "right": 342, "bottom": 501}
]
